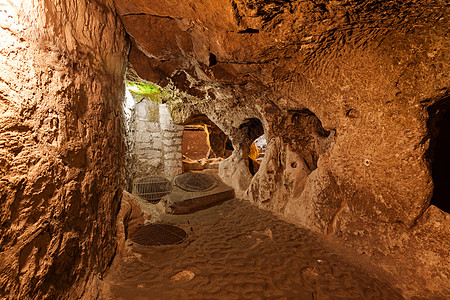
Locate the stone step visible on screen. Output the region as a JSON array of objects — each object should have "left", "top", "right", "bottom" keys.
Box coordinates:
[{"left": 164, "top": 172, "right": 235, "bottom": 215}]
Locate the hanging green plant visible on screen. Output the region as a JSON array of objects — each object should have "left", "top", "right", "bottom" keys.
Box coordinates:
[
  {"left": 127, "top": 81, "right": 160, "bottom": 96},
  {"left": 126, "top": 80, "right": 175, "bottom": 104}
]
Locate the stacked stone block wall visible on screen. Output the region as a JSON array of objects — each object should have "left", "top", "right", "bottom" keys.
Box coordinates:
[
  {"left": 160, "top": 104, "right": 184, "bottom": 178},
  {"left": 131, "top": 100, "right": 183, "bottom": 181}
]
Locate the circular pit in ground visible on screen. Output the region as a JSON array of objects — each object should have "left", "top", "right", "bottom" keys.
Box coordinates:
[
  {"left": 133, "top": 176, "right": 172, "bottom": 204},
  {"left": 129, "top": 224, "right": 188, "bottom": 246},
  {"left": 174, "top": 173, "right": 218, "bottom": 192}
]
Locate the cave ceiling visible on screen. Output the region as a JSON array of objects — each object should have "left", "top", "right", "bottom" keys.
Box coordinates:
[
  {"left": 115, "top": 0, "right": 449, "bottom": 228},
  {"left": 116, "top": 0, "right": 448, "bottom": 112}
]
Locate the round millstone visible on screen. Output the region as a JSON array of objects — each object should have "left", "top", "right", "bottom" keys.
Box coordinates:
[
  {"left": 129, "top": 224, "right": 188, "bottom": 246},
  {"left": 174, "top": 173, "right": 218, "bottom": 192}
]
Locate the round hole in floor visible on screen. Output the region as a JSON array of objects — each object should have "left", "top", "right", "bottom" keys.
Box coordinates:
[
  {"left": 133, "top": 176, "right": 173, "bottom": 204},
  {"left": 129, "top": 224, "right": 188, "bottom": 246},
  {"left": 174, "top": 173, "right": 218, "bottom": 192}
]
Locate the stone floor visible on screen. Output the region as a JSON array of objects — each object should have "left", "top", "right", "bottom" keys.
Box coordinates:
[{"left": 102, "top": 198, "right": 403, "bottom": 299}]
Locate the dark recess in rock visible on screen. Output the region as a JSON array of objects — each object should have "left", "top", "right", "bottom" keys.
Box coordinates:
[
  {"left": 427, "top": 95, "right": 450, "bottom": 213},
  {"left": 238, "top": 28, "right": 260, "bottom": 34},
  {"left": 239, "top": 118, "right": 264, "bottom": 141},
  {"left": 239, "top": 118, "right": 265, "bottom": 175},
  {"left": 209, "top": 53, "right": 217, "bottom": 66}
]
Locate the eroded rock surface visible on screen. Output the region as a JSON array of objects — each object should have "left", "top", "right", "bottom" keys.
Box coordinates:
[
  {"left": 115, "top": 0, "right": 450, "bottom": 297},
  {"left": 0, "top": 0, "right": 127, "bottom": 298},
  {"left": 104, "top": 199, "right": 404, "bottom": 299},
  {"left": 1, "top": 0, "right": 448, "bottom": 298}
]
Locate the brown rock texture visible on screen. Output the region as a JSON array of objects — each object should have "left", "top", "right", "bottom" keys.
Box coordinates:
[
  {"left": 116, "top": 0, "right": 450, "bottom": 297},
  {"left": 0, "top": 0, "right": 127, "bottom": 299},
  {"left": 0, "top": 0, "right": 448, "bottom": 298},
  {"left": 104, "top": 198, "right": 404, "bottom": 299}
]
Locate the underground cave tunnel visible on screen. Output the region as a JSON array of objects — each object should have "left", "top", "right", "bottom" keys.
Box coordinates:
[{"left": 1, "top": 0, "right": 449, "bottom": 299}]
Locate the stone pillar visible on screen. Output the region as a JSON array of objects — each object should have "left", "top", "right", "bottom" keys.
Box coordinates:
[
  {"left": 0, "top": 0, "right": 128, "bottom": 298},
  {"left": 159, "top": 104, "right": 184, "bottom": 178},
  {"left": 133, "top": 99, "right": 163, "bottom": 178}
]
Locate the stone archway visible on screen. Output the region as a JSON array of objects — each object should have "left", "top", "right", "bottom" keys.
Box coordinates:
[
  {"left": 181, "top": 114, "right": 232, "bottom": 172},
  {"left": 248, "top": 109, "right": 334, "bottom": 214}
]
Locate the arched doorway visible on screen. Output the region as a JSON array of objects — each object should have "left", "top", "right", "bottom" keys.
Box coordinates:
[{"left": 182, "top": 115, "right": 232, "bottom": 172}]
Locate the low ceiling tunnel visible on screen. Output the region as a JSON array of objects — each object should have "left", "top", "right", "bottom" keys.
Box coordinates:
[{"left": 1, "top": 0, "right": 449, "bottom": 298}]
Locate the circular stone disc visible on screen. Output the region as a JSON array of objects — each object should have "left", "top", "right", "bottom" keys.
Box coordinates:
[
  {"left": 174, "top": 173, "right": 218, "bottom": 192},
  {"left": 133, "top": 176, "right": 172, "bottom": 203},
  {"left": 129, "top": 224, "right": 187, "bottom": 246}
]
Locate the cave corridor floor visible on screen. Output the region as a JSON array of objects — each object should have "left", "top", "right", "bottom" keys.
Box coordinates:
[{"left": 102, "top": 198, "right": 403, "bottom": 300}]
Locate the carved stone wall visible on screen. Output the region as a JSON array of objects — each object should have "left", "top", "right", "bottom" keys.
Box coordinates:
[
  {"left": 0, "top": 0, "right": 128, "bottom": 298},
  {"left": 114, "top": 0, "right": 450, "bottom": 297}
]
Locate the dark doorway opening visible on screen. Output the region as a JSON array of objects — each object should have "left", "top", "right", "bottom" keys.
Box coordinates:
[
  {"left": 427, "top": 96, "right": 450, "bottom": 213},
  {"left": 239, "top": 118, "right": 266, "bottom": 176}
]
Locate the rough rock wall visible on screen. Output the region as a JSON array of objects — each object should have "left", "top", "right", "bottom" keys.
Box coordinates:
[
  {"left": 0, "top": 0, "right": 127, "bottom": 299},
  {"left": 115, "top": 0, "right": 449, "bottom": 296}
]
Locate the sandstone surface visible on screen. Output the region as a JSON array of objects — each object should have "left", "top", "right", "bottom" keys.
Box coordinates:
[
  {"left": 1, "top": 0, "right": 449, "bottom": 298},
  {"left": 0, "top": 0, "right": 127, "bottom": 298},
  {"left": 115, "top": 0, "right": 450, "bottom": 297}
]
